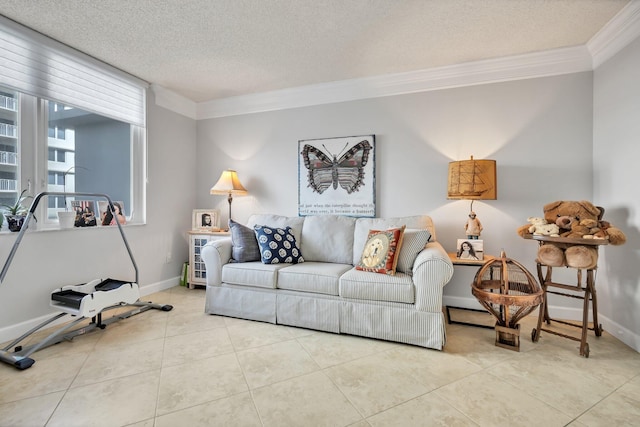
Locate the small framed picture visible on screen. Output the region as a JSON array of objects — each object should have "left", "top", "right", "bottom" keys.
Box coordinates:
[
  {"left": 456, "top": 239, "right": 484, "bottom": 261},
  {"left": 192, "top": 209, "right": 220, "bottom": 231},
  {"left": 97, "top": 200, "right": 127, "bottom": 226},
  {"left": 70, "top": 200, "right": 98, "bottom": 227}
]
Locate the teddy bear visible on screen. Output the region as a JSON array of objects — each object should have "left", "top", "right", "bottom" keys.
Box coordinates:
[
  {"left": 561, "top": 218, "right": 599, "bottom": 239},
  {"left": 526, "top": 217, "right": 560, "bottom": 237},
  {"left": 518, "top": 200, "right": 626, "bottom": 270},
  {"left": 590, "top": 207, "right": 626, "bottom": 245},
  {"left": 540, "top": 200, "right": 603, "bottom": 269}
]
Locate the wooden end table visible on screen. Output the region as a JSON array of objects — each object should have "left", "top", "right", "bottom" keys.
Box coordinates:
[{"left": 445, "top": 253, "right": 496, "bottom": 328}]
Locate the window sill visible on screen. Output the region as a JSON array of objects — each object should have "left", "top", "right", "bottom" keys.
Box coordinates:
[{"left": 0, "top": 222, "right": 144, "bottom": 236}]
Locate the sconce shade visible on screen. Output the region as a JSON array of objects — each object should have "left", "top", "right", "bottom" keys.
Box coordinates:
[
  {"left": 210, "top": 170, "right": 248, "bottom": 196},
  {"left": 447, "top": 157, "right": 497, "bottom": 200}
]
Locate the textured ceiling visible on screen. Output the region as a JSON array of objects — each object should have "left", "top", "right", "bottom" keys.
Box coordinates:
[{"left": 0, "top": 0, "right": 630, "bottom": 102}]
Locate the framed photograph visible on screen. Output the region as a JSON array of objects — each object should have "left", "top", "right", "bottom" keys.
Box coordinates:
[
  {"left": 192, "top": 209, "right": 220, "bottom": 231},
  {"left": 456, "top": 239, "right": 484, "bottom": 261},
  {"left": 298, "top": 134, "right": 376, "bottom": 217},
  {"left": 70, "top": 200, "right": 97, "bottom": 227},
  {"left": 97, "top": 200, "right": 127, "bottom": 226}
]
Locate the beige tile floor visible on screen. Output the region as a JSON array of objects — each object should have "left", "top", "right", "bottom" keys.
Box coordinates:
[{"left": 1, "top": 285, "right": 639, "bottom": 427}]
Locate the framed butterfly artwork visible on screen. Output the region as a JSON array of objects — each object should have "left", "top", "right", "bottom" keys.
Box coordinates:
[{"left": 298, "top": 135, "right": 376, "bottom": 217}]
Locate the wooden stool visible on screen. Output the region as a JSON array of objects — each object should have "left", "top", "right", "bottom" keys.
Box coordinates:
[
  {"left": 525, "top": 235, "right": 607, "bottom": 357},
  {"left": 532, "top": 264, "right": 602, "bottom": 357}
]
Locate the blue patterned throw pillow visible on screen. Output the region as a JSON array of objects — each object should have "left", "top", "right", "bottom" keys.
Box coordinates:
[{"left": 254, "top": 225, "right": 304, "bottom": 264}]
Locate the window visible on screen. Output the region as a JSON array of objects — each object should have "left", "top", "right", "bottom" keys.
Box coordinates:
[
  {"left": 48, "top": 148, "right": 66, "bottom": 163},
  {"left": 48, "top": 126, "right": 66, "bottom": 140},
  {"left": 0, "top": 16, "right": 147, "bottom": 229},
  {"left": 45, "top": 101, "right": 133, "bottom": 221},
  {"left": 48, "top": 171, "right": 62, "bottom": 185},
  {"left": 1, "top": 85, "right": 146, "bottom": 226}
]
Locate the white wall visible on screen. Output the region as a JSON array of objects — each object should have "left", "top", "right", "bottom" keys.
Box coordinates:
[
  {"left": 197, "top": 72, "right": 596, "bottom": 315},
  {"left": 197, "top": 68, "right": 640, "bottom": 351},
  {"left": 593, "top": 35, "right": 640, "bottom": 350},
  {"left": 0, "top": 91, "right": 197, "bottom": 341}
]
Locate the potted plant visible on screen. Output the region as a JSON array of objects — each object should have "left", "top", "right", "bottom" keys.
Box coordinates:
[{"left": 2, "top": 189, "right": 31, "bottom": 232}]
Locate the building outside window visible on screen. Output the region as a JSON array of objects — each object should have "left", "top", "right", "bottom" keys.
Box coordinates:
[{"left": 0, "top": 89, "right": 18, "bottom": 209}]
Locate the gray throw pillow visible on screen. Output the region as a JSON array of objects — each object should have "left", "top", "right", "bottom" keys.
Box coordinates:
[
  {"left": 396, "top": 229, "right": 432, "bottom": 274},
  {"left": 229, "top": 219, "right": 261, "bottom": 262}
]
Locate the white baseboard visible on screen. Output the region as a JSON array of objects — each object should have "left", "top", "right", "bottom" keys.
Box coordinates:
[
  {"left": 138, "top": 276, "right": 180, "bottom": 297},
  {"left": 0, "top": 277, "right": 179, "bottom": 344},
  {"left": 443, "top": 296, "right": 639, "bottom": 353},
  {"left": 598, "top": 317, "right": 640, "bottom": 354},
  {"left": 443, "top": 296, "right": 485, "bottom": 311}
]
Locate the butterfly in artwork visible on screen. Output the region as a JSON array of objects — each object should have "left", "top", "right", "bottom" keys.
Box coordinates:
[{"left": 301, "top": 140, "right": 372, "bottom": 194}]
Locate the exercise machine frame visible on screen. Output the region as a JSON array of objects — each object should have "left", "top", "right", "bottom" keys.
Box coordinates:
[{"left": 0, "top": 192, "right": 172, "bottom": 370}]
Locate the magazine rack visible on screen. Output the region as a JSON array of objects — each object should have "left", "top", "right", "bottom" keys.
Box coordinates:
[{"left": 0, "top": 192, "right": 173, "bottom": 370}]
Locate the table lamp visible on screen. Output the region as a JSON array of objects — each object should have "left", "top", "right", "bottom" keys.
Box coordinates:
[
  {"left": 210, "top": 169, "right": 248, "bottom": 226},
  {"left": 447, "top": 156, "right": 497, "bottom": 239}
]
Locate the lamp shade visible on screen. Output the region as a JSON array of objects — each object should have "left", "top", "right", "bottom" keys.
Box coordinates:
[
  {"left": 447, "top": 156, "right": 497, "bottom": 200},
  {"left": 210, "top": 170, "right": 248, "bottom": 196}
]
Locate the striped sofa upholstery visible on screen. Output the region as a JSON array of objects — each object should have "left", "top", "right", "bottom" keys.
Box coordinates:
[{"left": 203, "top": 214, "right": 454, "bottom": 350}]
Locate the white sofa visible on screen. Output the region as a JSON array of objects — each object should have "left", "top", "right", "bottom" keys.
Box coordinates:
[{"left": 201, "top": 214, "right": 454, "bottom": 350}]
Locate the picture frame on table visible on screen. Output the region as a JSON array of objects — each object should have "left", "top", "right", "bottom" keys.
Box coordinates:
[
  {"left": 70, "top": 200, "right": 97, "bottom": 227},
  {"left": 192, "top": 209, "right": 220, "bottom": 231},
  {"left": 456, "top": 239, "right": 484, "bottom": 261},
  {"left": 97, "top": 201, "right": 127, "bottom": 226}
]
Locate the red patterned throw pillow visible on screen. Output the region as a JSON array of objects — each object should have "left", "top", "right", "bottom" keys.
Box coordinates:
[{"left": 356, "top": 226, "right": 406, "bottom": 275}]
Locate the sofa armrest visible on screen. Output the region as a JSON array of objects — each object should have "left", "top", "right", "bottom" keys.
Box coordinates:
[
  {"left": 201, "top": 238, "right": 232, "bottom": 286},
  {"left": 412, "top": 241, "right": 454, "bottom": 312}
]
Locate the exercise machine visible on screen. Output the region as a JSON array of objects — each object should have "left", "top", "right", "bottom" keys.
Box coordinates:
[{"left": 0, "top": 192, "right": 172, "bottom": 370}]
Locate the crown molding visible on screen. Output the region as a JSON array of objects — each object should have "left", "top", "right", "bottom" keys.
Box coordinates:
[
  {"left": 196, "top": 46, "right": 592, "bottom": 119},
  {"left": 156, "top": 1, "right": 640, "bottom": 121},
  {"left": 588, "top": 0, "right": 640, "bottom": 68},
  {"left": 152, "top": 84, "right": 197, "bottom": 119}
]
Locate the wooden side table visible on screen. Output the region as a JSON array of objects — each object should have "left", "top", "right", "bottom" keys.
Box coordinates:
[
  {"left": 187, "top": 230, "right": 230, "bottom": 289},
  {"left": 524, "top": 235, "right": 608, "bottom": 357},
  {"left": 448, "top": 252, "right": 496, "bottom": 266},
  {"left": 445, "top": 253, "right": 496, "bottom": 328}
]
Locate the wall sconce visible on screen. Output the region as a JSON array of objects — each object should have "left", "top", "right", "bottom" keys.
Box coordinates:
[
  {"left": 447, "top": 156, "right": 497, "bottom": 239},
  {"left": 210, "top": 169, "right": 248, "bottom": 226}
]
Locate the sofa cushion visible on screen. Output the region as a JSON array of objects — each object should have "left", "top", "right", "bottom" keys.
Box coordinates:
[
  {"left": 277, "top": 262, "right": 352, "bottom": 295},
  {"left": 254, "top": 225, "right": 304, "bottom": 264},
  {"left": 356, "top": 226, "right": 405, "bottom": 275},
  {"left": 247, "top": 214, "right": 305, "bottom": 245},
  {"left": 396, "top": 229, "right": 432, "bottom": 274},
  {"left": 353, "top": 215, "right": 436, "bottom": 265},
  {"left": 339, "top": 268, "right": 415, "bottom": 304},
  {"left": 229, "top": 219, "right": 261, "bottom": 262},
  {"left": 300, "top": 215, "right": 356, "bottom": 264},
  {"left": 221, "top": 262, "right": 287, "bottom": 289}
]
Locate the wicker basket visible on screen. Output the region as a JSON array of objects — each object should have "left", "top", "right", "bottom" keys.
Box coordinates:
[{"left": 471, "top": 251, "right": 543, "bottom": 351}]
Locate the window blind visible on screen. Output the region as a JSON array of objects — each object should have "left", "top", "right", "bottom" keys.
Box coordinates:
[{"left": 0, "top": 16, "right": 147, "bottom": 127}]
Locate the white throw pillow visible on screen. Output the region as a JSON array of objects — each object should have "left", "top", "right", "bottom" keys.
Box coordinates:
[{"left": 396, "top": 229, "right": 431, "bottom": 274}]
